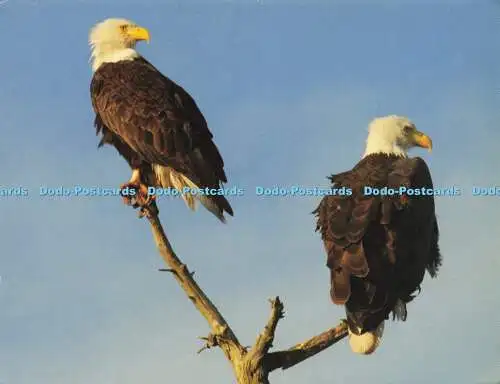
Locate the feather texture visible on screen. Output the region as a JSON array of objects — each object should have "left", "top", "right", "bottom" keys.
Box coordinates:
[
  {"left": 90, "top": 57, "right": 233, "bottom": 221},
  {"left": 314, "top": 153, "right": 442, "bottom": 351}
]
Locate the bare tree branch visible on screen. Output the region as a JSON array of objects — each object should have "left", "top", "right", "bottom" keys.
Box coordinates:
[
  {"left": 265, "top": 321, "right": 348, "bottom": 372},
  {"left": 250, "top": 297, "right": 285, "bottom": 357},
  {"left": 241, "top": 297, "right": 285, "bottom": 378},
  {"left": 143, "top": 204, "right": 246, "bottom": 364},
  {"left": 197, "top": 333, "right": 220, "bottom": 354},
  {"left": 138, "top": 204, "right": 347, "bottom": 383}
]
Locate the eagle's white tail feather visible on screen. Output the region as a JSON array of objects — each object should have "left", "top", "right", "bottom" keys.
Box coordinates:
[
  {"left": 152, "top": 164, "right": 228, "bottom": 222},
  {"left": 153, "top": 165, "right": 198, "bottom": 210},
  {"left": 348, "top": 322, "right": 385, "bottom": 355}
]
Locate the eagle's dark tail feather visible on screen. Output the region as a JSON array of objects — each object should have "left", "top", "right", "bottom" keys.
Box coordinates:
[{"left": 198, "top": 194, "right": 233, "bottom": 223}]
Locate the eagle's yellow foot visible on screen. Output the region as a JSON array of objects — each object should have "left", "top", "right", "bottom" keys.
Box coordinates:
[
  {"left": 400, "top": 194, "right": 409, "bottom": 206},
  {"left": 119, "top": 182, "right": 156, "bottom": 210}
]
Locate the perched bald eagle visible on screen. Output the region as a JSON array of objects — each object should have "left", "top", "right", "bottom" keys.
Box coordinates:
[
  {"left": 89, "top": 18, "right": 233, "bottom": 221},
  {"left": 314, "top": 115, "right": 442, "bottom": 355}
]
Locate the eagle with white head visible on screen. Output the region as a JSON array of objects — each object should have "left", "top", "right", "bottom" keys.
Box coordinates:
[
  {"left": 89, "top": 18, "right": 233, "bottom": 221},
  {"left": 314, "top": 115, "right": 442, "bottom": 355}
]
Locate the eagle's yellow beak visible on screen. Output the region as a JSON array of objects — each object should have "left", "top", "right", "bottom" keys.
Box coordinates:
[
  {"left": 413, "top": 130, "right": 433, "bottom": 153},
  {"left": 127, "top": 26, "right": 150, "bottom": 43}
]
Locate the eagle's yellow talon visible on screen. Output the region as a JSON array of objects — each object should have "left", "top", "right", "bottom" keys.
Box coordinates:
[
  {"left": 120, "top": 182, "right": 138, "bottom": 206},
  {"left": 119, "top": 182, "right": 154, "bottom": 209}
]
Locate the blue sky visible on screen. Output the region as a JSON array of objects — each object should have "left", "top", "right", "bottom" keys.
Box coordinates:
[{"left": 0, "top": 2, "right": 499, "bottom": 383}]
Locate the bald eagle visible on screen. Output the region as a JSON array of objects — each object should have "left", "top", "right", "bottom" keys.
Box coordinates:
[
  {"left": 89, "top": 18, "right": 233, "bottom": 221},
  {"left": 314, "top": 115, "right": 442, "bottom": 355}
]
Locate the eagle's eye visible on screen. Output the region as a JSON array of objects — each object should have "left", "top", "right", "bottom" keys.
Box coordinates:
[
  {"left": 403, "top": 125, "right": 413, "bottom": 134},
  {"left": 120, "top": 25, "right": 129, "bottom": 32}
]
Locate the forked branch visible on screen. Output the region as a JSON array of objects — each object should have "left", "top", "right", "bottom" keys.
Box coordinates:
[{"left": 140, "top": 204, "right": 348, "bottom": 383}]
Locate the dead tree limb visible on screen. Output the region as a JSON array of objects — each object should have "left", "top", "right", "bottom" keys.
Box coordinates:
[
  {"left": 140, "top": 204, "right": 348, "bottom": 383},
  {"left": 264, "top": 321, "right": 348, "bottom": 372},
  {"left": 143, "top": 204, "right": 246, "bottom": 368}
]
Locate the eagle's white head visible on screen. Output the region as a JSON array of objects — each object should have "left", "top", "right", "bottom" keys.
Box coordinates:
[
  {"left": 363, "top": 115, "right": 432, "bottom": 158},
  {"left": 89, "top": 18, "right": 150, "bottom": 72}
]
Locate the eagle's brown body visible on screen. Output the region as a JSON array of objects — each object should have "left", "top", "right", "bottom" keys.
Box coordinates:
[
  {"left": 314, "top": 153, "right": 442, "bottom": 346},
  {"left": 90, "top": 57, "right": 233, "bottom": 221}
]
